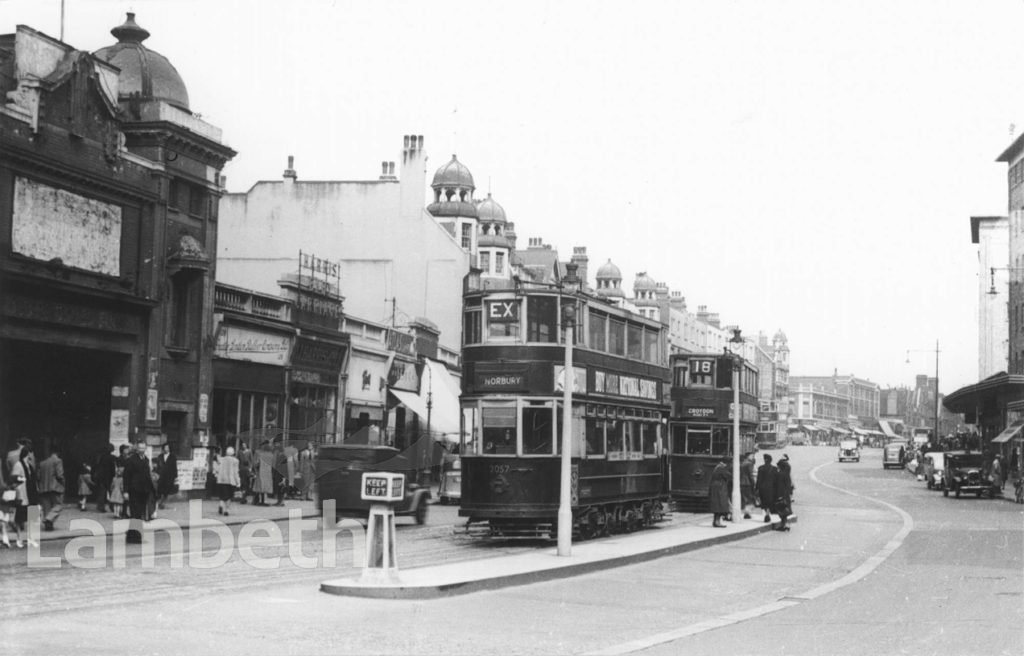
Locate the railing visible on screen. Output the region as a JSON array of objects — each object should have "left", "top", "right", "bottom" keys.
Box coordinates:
[{"left": 215, "top": 284, "right": 291, "bottom": 320}]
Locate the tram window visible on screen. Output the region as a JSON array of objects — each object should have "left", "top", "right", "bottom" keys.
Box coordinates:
[
  {"left": 609, "top": 318, "right": 625, "bottom": 356},
  {"left": 671, "top": 424, "right": 687, "bottom": 455},
  {"left": 589, "top": 311, "right": 607, "bottom": 352},
  {"left": 641, "top": 423, "right": 658, "bottom": 456},
  {"left": 711, "top": 427, "right": 730, "bottom": 456},
  {"left": 606, "top": 421, "right": 626, "bottom": 459},
  {"left": 522, "top": 405, "right": 553, "bottom": 454},
  {"left": 585, "top": 419, "right": 606, "bottom": 456},
  {"left": 526, "top": 296, "right": 558, "bottom": 343},
  {"left": 687, "top": 427, "right": 711, "bottom": 455},
  {"left": 689, "top": 358, "right": 715, "bottom": 387},
  {"left": 463, "top": 310, "right": 481, "bottom": 345},
  {"left": 461, "top": 406, "right": 479, "bottom": 455},
  {"left": 482, "top": 406, "right": 516, "bottom": 454},
  {"left": 627, "top": 323, "right": 643, "bottom": 360}
]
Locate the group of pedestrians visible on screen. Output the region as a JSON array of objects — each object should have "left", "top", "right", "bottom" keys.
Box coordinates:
[
  {"left": 214, "top": 441, "right": 315, "bottom": 507},
  {"left": 708, "top": 452, "right": 795, "bottom": 532}
]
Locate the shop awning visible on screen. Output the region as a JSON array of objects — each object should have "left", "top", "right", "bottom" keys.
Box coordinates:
[
  {"left": 852, "top": 428, "right": 870, "bottom": 436},
  {"left": 992, "top": 420, "right": 1024, "bottom": 444},
  {"left": 878, "top": 420, "right": 897, "bottom": 438},
  {"left": 832, "top": 426, "right": 850, "bottom": 434}
]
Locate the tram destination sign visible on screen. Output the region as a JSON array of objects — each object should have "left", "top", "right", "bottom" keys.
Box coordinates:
[
  {"left": 474, "top": 364, "right": 530, "bottom": 392},
  {"left": 485, "top": 299, "right": 519, "bottom": 323}
]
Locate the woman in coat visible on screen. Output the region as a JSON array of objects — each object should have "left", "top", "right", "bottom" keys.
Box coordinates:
[
  {"left": 251, "top": 442, "right": 274, "bottom": 506},
  {"left": 297, "top": 445, "right": 315, "bottom": 501},
  {"left": 154, "top": 444, "right": 177, "bottom": 509},
  {"left": 7, "top": 447, "right": 38, "bottom": 548},
  {"left": 774, "top": 456, "right": 794, "bottom": 531},
  {"left": 708, "top": 457, "right": 732, "bottom": 528},
  {"left": 217, "top": 447, "right": 241, "bottom": 516}
]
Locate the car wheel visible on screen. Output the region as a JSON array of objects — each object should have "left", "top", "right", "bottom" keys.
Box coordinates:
[{"left": 415, "top": 501, "right": 428, "bottom": 525}]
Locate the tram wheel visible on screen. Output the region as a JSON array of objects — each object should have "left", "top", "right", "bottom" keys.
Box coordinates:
[{"left": 624, "top": 508, "right": 639, "bottom": 533}]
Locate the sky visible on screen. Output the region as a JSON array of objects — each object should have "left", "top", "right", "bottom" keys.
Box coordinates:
[{"left": 3, "top": 0, "right": 1023, "bottom": 394}]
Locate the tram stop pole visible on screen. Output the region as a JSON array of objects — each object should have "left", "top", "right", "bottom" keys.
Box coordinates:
[{"left": 360, "top": 472, "right": 404, "bottom": 583}]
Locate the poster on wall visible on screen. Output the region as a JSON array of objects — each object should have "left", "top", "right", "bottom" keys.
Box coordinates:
[
  {"left": 109, "top": 409, "right": 130, "bottom": 449},
  {"left": 176, "top": 460, "right": 194, "bottom": 491},
  {"left": 190, "top": 448, "right": 209, "bottom": 491}
]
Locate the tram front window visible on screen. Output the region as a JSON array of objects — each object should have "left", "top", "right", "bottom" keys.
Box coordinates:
[
  {"left": 686, "top": 427, "right": 712, "bottom": 455},
  {"left": 482, "top": 406, "right": 516, "bottom": 454},
  {"left": 711, "top": 427, "right": 730, "bottom": 456},
  {"left": 523, "top": 405, "right": 553, "bottom": 454}
]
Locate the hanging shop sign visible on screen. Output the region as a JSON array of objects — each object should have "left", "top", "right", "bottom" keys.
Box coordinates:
[{"left": 388, "top": 358, "right": 420, "bottom": 392}]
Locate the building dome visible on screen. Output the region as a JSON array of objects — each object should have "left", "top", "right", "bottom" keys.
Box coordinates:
[
  {"left": 431, "top": 154, "right": 475, "bottom": 190},
  {"left": 633, "top": 271, "right": 657, "bottom": 291},
  {"left": 596, "top": 259, "right": 622, "bottom": 280},
  {"left": 773, "top": 329, "right": 788, "bottom": 344},
  {"left": 93, "top": 13, "right": 190, "bottom": 110},
  {"left": 476, "top": 193, "right": 507, "bottom": 223}
]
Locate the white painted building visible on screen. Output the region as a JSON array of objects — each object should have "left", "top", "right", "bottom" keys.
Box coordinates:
[{"left": 971, "top": 215, "right": 1009, "bottom": 378}]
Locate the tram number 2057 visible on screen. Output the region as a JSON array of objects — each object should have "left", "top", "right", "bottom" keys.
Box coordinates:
[{"left": 489, "top": 464, "right": 511, "bottom": 475}]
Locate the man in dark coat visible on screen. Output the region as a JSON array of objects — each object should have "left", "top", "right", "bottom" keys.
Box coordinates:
[
  {"left": 37, "top": 445, "right": 65, "bottom": 531},
  {"left": 774, "top": 456, "right": 794, "bottom": 531},
  {"left": 122, "top": 442, "right": 155, "bottom": 544},
  {"left": 756, "top": 453, "right": 779, "bottom": 524},
  {"left": 708, "top": 457, "right": 732, "bottom": 527},
  {"left": 93, "top": 443, "right": 116, "bottom": 512}
]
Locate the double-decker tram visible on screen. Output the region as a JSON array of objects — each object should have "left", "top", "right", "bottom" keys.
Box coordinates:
[
  {"left": 458, "top": 274, "right": 671, "bottom": 539},
  {"left": 667, "top": 353, "right": 758, "bottom": 505}
]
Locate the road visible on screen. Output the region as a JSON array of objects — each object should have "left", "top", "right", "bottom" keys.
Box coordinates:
[{"left": 1, "top": 446, "right": 1020, "bottom": 655}]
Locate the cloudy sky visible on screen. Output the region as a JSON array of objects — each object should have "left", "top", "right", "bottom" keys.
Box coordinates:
[{"left": 4, "top": 0, "right": 1023, "bottom": 394}]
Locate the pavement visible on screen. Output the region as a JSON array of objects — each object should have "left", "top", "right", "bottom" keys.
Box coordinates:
[
  {"left": 25, "top": 495, "right": 320, "bottom": 542},
  {"left": 320, "top": 511, "right": 798, "bottom": 599}
]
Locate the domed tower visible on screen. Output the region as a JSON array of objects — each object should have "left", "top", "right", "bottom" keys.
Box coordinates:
[
  {"left": 772, "top": 329, "right": 790, "bottom": 365},
  {"left": 94, "top": 13, "right": 190, "bottom": 111},
  {"left": 632, "top": 271, "right": 659, "bottom": 320},
  {"left": 475, "top": 193, "right": 512, "bottom": 280},
  {"left": 595, "top": 259, "right": 625, "bottom": 305},
  {"left": 426, "top": 155, "right": 478, "bottom": 254}
]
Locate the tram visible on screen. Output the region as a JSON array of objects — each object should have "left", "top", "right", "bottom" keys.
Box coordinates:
[
  {"left": 457, "top": 270, "right": 671, "bottom": 539},
  {"left": 666, "top": 352, "right": 758, "bottom": 502}
]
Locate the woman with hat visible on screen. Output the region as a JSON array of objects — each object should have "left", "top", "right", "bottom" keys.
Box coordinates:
[{"left": 708, "top": 456, "right": 732, "bottom": 528}]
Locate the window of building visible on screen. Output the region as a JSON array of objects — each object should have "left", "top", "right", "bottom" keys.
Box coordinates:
[
  {"left": 609, "top": 318, "right": 625, "bottom": 356},
  {"left": 495, "top": 252, "right": 505, "bottom": 275},
  {"left": 527, "top": 296, "right": 558, "bottom": 343},
  {"left": 627, "top": 323, "right": 643, "bottom": 360},
  {"left": 589, "top": 311, "right": 607, "bottom": 352},
  {"left": 479, "top": 251, "right": 491, "bottom": 273},
  {"left": 463, "top": 309, "right": 481, "bottom": 345},
  {"left": 167, "top": 271, "right": 200, "bottom": 349},
  {"left": 461, "top": 223, "right": 473, "bottom": 250}
]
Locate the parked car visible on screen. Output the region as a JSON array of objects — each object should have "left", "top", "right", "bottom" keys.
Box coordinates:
[
  {"left": 315, "top": 444, "right": 431, "bottom": 523},
  {"left": 942, "top": 452, "right": 1000, "bottom": 499},
  {"left": 882, "top": 440, "right": 907, "bottom": 469},
  {"left": 922, "top": 451, "right": 949, "bottom": 490},
  {"left": 837, "top": 439, "right": 860, "bottom": 462}
]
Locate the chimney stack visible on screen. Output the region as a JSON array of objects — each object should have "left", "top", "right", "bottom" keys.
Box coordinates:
[
  {"left": 571, "top": 246, "right": 589, "bottom": 289},
  {"left": 283, "top": 155, "right": 297, "bottom": 185}
]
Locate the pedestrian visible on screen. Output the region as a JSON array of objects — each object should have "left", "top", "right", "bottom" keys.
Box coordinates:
[
  {"left": 37, "top": 444, "right": 65, "bottom": 531},
  {"left": 122, "top": 441, "right": 155, "bottom": 544},
  {"left": 217, "top": 446, "right": 240, "bottom": 516},
  {"left": 251, "top": 441, "right": 273, "bottom": 506},
  {"left": 154, "top": 444, "right": 177, "bottom": 510},
  {"left": 272, "top": 442, "right": 286, "bottom": 506},
  {"left": 740, "top": 452, "right": 756, "bottom": 519},
  {"left": 990, "top": 452, "right": 1004, "bottom": 492},
  {"left": 114, "top": 444, "right": 131, "bottom": 518},
  {"left": 774, "top": 455, "right": 794, "bottom": 532},
  {"left": 0, "top": 480, "right": 15, "bottom": 548},
  {"left": 108, "top": 462, "right": 125, "bottom": 518},
  {"left": 77, "top": 464, "right": 95, "bottom": 511},
  {"left": 756, "top": 453, "right": 779, "bottom": 524},
  {"left": 298, "top": 443, "right": 315, "bottom": 501},
  {"left": 5, "top": 437, "right": 35, "bottom": 481},
  {"left": 238, "top": 442, "right": 253, "bottom": 504},
  {"left": 93, "top": 443, "right": 116, "bottom": 512},
  {"left": 206, "top": 446, "right": 221, "bottom": 501},
  {"left": 708, "top": 456, "right": 732, "bottom": 528},
  {"left": 8, "top": 444, "right": 39, "bottom": 548}
]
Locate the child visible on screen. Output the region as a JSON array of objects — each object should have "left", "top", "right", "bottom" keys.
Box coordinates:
[
  {"left": 108, "top": 463, "right": 125, "bottom": 517},
  {"left": 77, "top": 464, "right": 95, "bottom": 511}
]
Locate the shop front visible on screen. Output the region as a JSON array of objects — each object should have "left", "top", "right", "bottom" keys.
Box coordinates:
[
  {"left": 289, "top": 335, "right": 346, "bottom": 443},
  {"left": 344, "top": 350, "right": 390, "bottom": 444}
]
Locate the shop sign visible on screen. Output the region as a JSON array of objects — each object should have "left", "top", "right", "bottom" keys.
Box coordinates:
[
  {"left": 292, "top": 370, "right": 324, "bottom": 385},
  {"left": 475, "top": 364, "right": 530, "bottom": 392},
  {"left": 386, "top": 329, "right": 415, "bottom": 356},
  {"left": 348, "top": 353, "right": 389, "bottom": 403},
  {"left": 486, "top": 299, "right": 519, "bottom": 323},
  {"left": 388, "top": 358, "right": 419, "bottom": 392},
  {"left": 215, "top": 325, "right": 290, "bottom": 365},
  {"left": 291, "top": 337, "right": 345, "bottom": 371},
  {"left": 554, "top": 365, "right": 586, "bottom": 393},
  {"left": 592, "top": 370, "right": 659, "bottom": 401}
]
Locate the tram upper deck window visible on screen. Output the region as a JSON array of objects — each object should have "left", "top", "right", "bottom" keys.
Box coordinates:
[
  {"left": 522, "top": 403, "right": 554, "bottom": 455},
  {"left": 711, "top": 427, "right": 730, "bottom": 456},
  {"left": 527, "top": 296, "right": 558, "bottom": 343},
  {"left": 589, "top": 311, "right": 607, "bottom": 352},
  {"left": 486, "top": 298, "right": 520, "bottom": 340},
  {"left": 482, "top": 406, "right": 516, "bottom": 454},
  {"left": 689, "top": 358, "right": 715, "bottom": 387}
]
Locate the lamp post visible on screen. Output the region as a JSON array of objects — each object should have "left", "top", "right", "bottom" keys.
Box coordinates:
[
  {"left": 728, "top": 329, "right": 744, "bottom": 519},
  {"left": 906, "top": 340, "right": 940, "bottom": 443},
  {"left": 557, "top": 263, "right": 579, "bottom": 556}
]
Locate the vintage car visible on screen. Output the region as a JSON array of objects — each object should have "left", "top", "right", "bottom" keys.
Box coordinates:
[
  {"left": 315, "top": 444, "right": 431, "bottom": 523},
  {"left": 882, "top": 440, "right": 907, "bottom": 469},
  {"left": 837, "top": 439, "right": 860, "bottom": 462},
  {"left": 922, "top": 451, "right": 949, "bottom": 490},
  {"left": 942, "top": 452, "right": 1000, "bottom": 498}
]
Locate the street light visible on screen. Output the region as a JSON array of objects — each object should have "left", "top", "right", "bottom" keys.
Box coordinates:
[
  {"left": 557, "top": 262, "right": 579, "bottom": 556},
  {"left": 728, "top": 328, "right": 744, "bottom": 520},
  {"left": 906, "top": 340, "right": 940, "bottom": 443}
]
